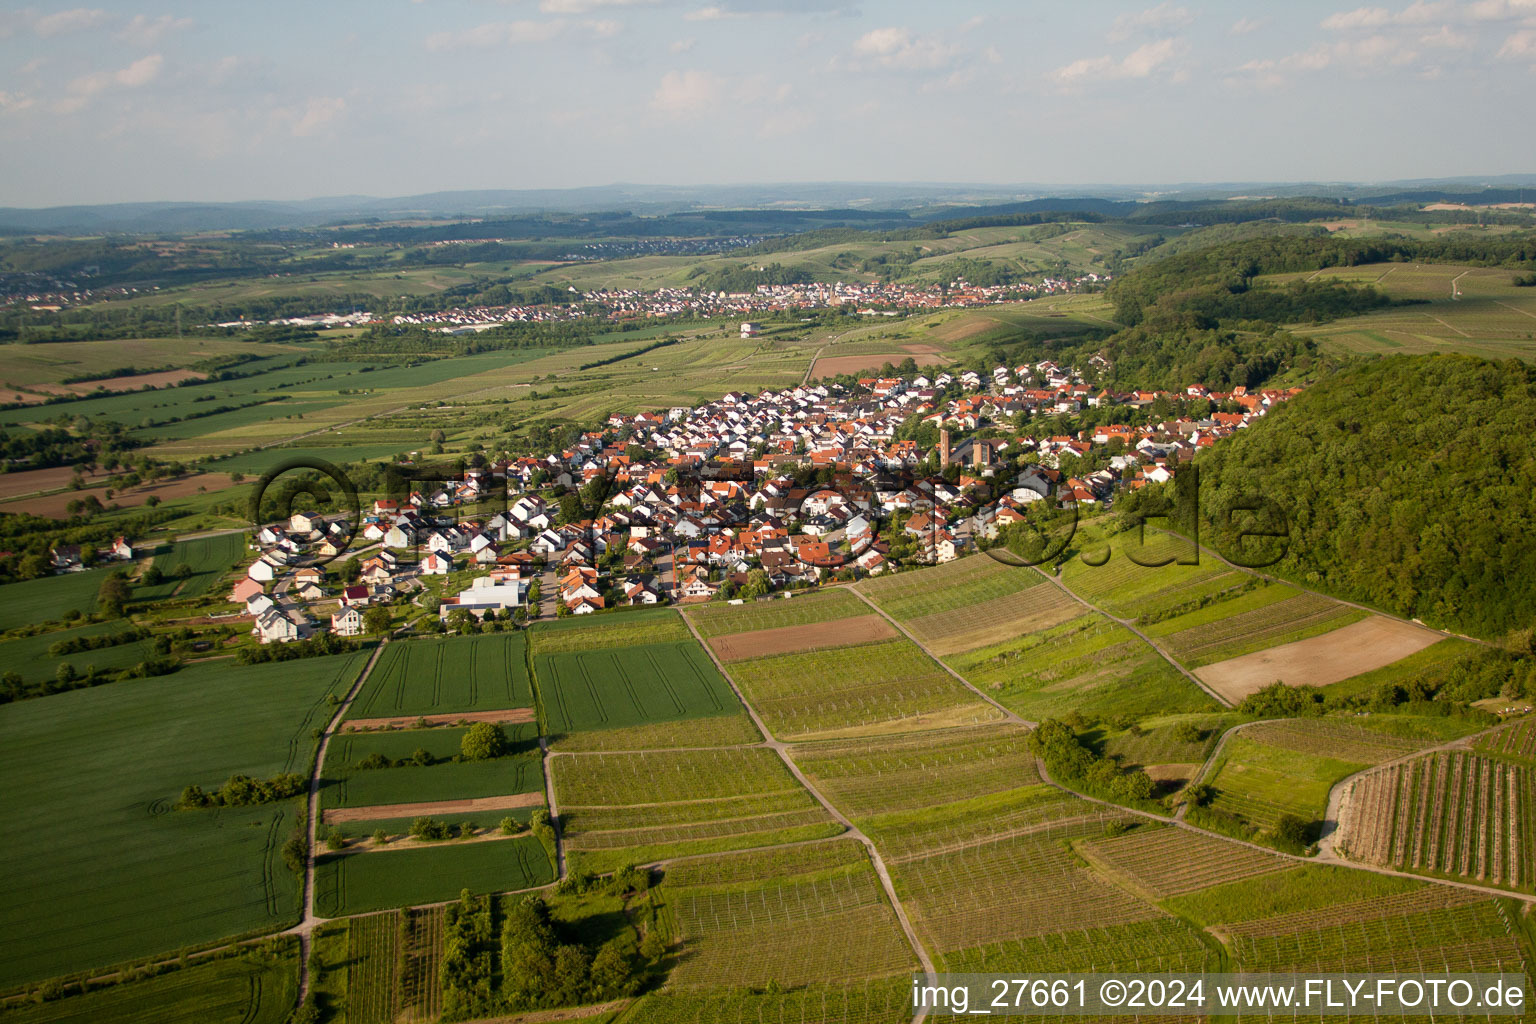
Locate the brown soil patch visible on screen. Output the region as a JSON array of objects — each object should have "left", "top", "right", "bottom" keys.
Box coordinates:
[
  {"left": 709, "top": 613, "right": 897, "bottom": 661},
  {"left": 1142, "top": 763, "right": 1199, "bottom": 786},
  {"left": 0, "top": 472, "right": 235, "bottom": 517},
  {"left": 0, "top": 388, "right": 49, "bottom": 405},
  {"left": 899, "top": 343, "right": 942, "bottom": 355},
  {"left": 324, "top": 791, "right": 544, "bottom": 823},
  {"left": 344, "top": 707, "right": 536, "bottom": 731},
  {"left": 1195, "top": 615, "right": 1443, "bottom": 704},
  {"left": 811, "top": 352, "right": 955, "bottom": 378},
  {"left": 0, "top": 465, "right": 112, "bottom": 500},
  {"left": 58, "top": 369, "right": 206, "bottom": 394}
]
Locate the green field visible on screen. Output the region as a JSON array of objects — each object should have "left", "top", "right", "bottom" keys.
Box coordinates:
[
  {"left": 856, "top": 555, "right": 1041, "bottom": 623},
  {"left": 529, "top": 607, "right": 692, "bottom": 652},
  {"left": 0, "top": 947, "right": 298, "bottom": 1023},
  {"left": 0, "top": 568, "right": 109, "bottom": 630},
  {"left": 134, "top": 532, "right": 247, "bottom": 602},
  {"left": 321, "top": 724, "right": 543, "bottom": 810},
  {"left": 0, "top": 652, "right": 366, "bottom": 987},
  {"left": 0, "top": 618, "right": 156, "bottom": 689},
  {"left": 313, "top": 835, "right": 554, "bottom": 917},
  {"left": 535, "top": 640, "right": 739, "bottom": 737},
  {"left": 344, "top": 633, "right": 533, "bottom": 721},
  {"left": 684, "top": 589, "right": 868, "bottom": 638}
]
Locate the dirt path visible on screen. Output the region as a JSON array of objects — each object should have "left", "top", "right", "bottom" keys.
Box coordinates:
[
  {"left": 342, "top": 707, "right": 535, "bottom": 731},
  {"left": 324, "top": 792, "right": 544, "bottom": 823},
  {"left": 678, "top": 611, "right": 940, "bottom": 1022},
  {"left": 539, "top": 736, "right": 565, "bottom": 881},
  {"left": 290, "top": 639, "right": 389, "bottom": 1005}
]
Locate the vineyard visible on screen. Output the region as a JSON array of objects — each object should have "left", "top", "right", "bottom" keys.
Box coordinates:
[
  {"left": 344, "top": 633, "right": 533, "bottom": 721},
  {"left": 344, "top": 912, "right": 401, "bottom": 1024},
  {"left": 661, "top": 846, "right": 916, "bottom": 990},
  {"left": 1077, "top": 825, "right": 1289, "bottom": 899},
  {"left": 686, "top": 588, "right": 868, "bottom": 637},
  {"left": 1336, "top": 750, "right": 1535, "bottom": 891},
  {"left": 706, "top": 613, "right": 896, "bottom": 661},
  {"left": 1205, "top": 733, "right": 1369, "bottom": 832},
  {"left": 790, "top": 724, "right": 1041, "bottom": 819},
  {"left": 1147, "top": 587, "right": 1365, "bottom": 669},
  {"left": 551, "top": 748, "right": 842, "bottom": 870},
  {"left": 944, "top": 917, "right": 1216, "bottom": 976},
  {"left": 530, "top": 608, "right": 692, "bottom": 653},
  {"left": 549, "top": 712, "right": 763, "bottom": 752},
  {"left": 535, "top": 640, "right": 739, "bottom": 735},
  {"left": 622, "top": 976, "right": 912, "bottom": 1024},
  {"left": 945, "top": 613, "right": 1215, "bottom": 721},
  {"left": 856, "top": 553, "right": 1040, "bottom": 622},
  {"left": 901, "top": 581, "right": 1081, "bottom": 657},
  {"left": 725, "top": 637, "right": 1000, "bottom": 740},
  {"left": 1476, "top": 718, "right": 1536, "bottom": 764},
  {"left": 1058, "top": 531, "right": 1230, "bottom": 621}
]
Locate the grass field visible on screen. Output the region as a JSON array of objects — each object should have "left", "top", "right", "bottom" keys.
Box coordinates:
[
  {"left": 313, "top": 835, "right": 554, "bottom": 916},
  {"left": 1279, "top": 263, "right": 1536, "bottom": 361},
  {"left": 529, "top": 607, "right": 692, "bottom": 652},
  {"left": 946, "top": 612, "right": 1216, "bottom": 721},
  {"left": 134, "top": 532, "right": 247, "bottom": 602},
  {"left": 684, "top": 588, "right": 868, "bottom": 638},
  {"left": 725, "top": 636, "right": 1002, "bottom": 741},
  {"left": 0, "top": 947, "right": 298, "bottom": 1023},
  {"left": 0, "top": 652, "right": 365, "bottom": 987},
  {"left": 551, "top": 747, "right": 842, "bottom": 870},
  {"left": 344, "top": 633, "right": 533, "bottom": 721},
  {"left": 0, "top": 568, "right": 108, "bottom": 630}
]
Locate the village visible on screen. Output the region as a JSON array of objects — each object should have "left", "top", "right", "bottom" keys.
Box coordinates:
[{"left": 220, "top": 352, "right": 1296, "bottom": 644}]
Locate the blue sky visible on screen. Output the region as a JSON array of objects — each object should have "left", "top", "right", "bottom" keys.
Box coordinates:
[{"left": 1, "top": 0, "right": 1533, "bottom": 206}]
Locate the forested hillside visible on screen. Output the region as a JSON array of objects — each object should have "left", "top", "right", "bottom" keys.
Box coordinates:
[{"left": 1198, "top": 355, "right": 1536, "bottom": 641}]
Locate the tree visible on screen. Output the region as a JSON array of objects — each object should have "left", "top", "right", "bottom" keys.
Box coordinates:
[
  {"left": 743, "top": 569, "right": 770, "bottom": 599},
  {"left": 98, "top": 574, "right": 131, "bottom": 618},
  {"left": 325, "top": 826, "right": 345, "bottom": 851},
  {"left": 173, "top": 562, "right": 193, "bottom": 579},
  {"left": 364, "top": 606, "right": 393, "bottom": 635},
  {"left": 461, "top": 721, "right": 510, "bottom": 761},
  {"left": 141, "top": 566, "right": 164, "bottom": 587},
  {"left": 1274, "top": 813, "right": 1313, "bottom": 850}
]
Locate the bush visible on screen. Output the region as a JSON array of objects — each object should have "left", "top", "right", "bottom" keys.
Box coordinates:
[{"left": 461, "top": 721, "right": 510, "bottom": 761}]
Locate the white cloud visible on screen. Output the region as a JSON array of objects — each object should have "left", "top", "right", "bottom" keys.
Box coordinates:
[
  {"left": 118, "top": 14, "right": 194, "bottom": 46},
  {"left": 426, "top": 19, "right": 568, "bottom": 50},
  {"left": 850, "top": 26, "right": 959, "bottom": 70},
  {"left": 540, "top": 0, "right": 655, "bottom": 11},
  {"left": 1052, "top": 37, "right": 1184, "bottom": 85},
  {"left": 1109, "top": 3, "right": 1193, "bottom": 42},
  {"left": 1230, "top": 16, "right": 1267, "bottom": 34},
  {"left": 292, "top": 96, "right": 346, "bottom": 137},
  {"left": 1420, "top": 24, "right": 1473, "bottom": 46},
  {"left": 0, "top": 90, "right": 36, "bottom": 115},
  {"left": 670, "top": 36, "right": 697, "bottom": 52},
  {"left": 650, "top": 69, "right": 721, "bottom": 113},
  {"left": 116, "top": 53, "right": 164, "bottom": 87},
  {"left": 33, "top": 7, "right": 108, "bottom": 36},
  {"left": 1324, "top": 0, "right": 1536, "bottom": 30},
  {"left": 1497, "top": 26, "right": 1536, "bottom": 54},
  {"left": 1234, "top": 33, "right": 1422, "bottom": 86}
]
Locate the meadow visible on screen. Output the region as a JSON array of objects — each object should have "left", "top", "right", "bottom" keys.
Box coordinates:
[
  {"left": 313, "top": 835, "right": 555, "bottom": 917},
  {"left": 0, "top": 617, "right": 156, "bottom": 688},
  {"left": 343, "top": 632, "right": 533, "bottom": 722},
  {"left": 320, "top": 723, "right": 544, "bottom": 812},
  {"left": 0, "top": 652, "right": 365, "bottom": 987},
  {"left": 535, "top": 641, "right": 740, "bottom": 737}
]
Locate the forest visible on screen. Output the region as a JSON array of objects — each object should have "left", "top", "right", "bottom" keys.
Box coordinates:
[{"left": 1197, "top": 354, "right": 1536, "bottom": 641}]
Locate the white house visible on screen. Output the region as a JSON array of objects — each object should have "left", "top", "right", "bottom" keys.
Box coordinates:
[
  {"left": 245, "top": 593, "right": 276, "bottom": 617},
  {"left": 420, "top": 551, "right": 453, "bottom": 576},
  {"left": 253, "top": 609, "right": 301, "bottom": 644},
  {"left": 247, "top": 557, "right": 281, "bottom": 583},
  {"left": 330, "top": 607, "right": 363, "bottom": 636}
]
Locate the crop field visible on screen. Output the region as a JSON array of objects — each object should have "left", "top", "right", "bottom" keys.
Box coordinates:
[
  {"left": 313, "top": 833, "right": 554, "bottom": 916},
  {"left": 341, "top": 912, "right": 400, "bottom": 1024},
  {"left": 320, "top": 723, "right": 543, "bottom": 812},
  {"left": 706, "top": 613, "right": 896, "bottom": 661},
  {"left": 0, "top": 567, "right": 108, "bottom": 629},
  {"left": 551, "top": 747, "right": 841, "bottom": 870},
  {"left": 790, "top": 724, "right": 1040, "bottom": 819},
  {"left": 134, "top": 532, "right": 247, "bottom": 601},
  {"left": 0, "top": 618, "right": 157, "bottom": 688},
  {"left": 1195, "top": 615, "right": 1446, "bottom": 703},
  {"left": 1144, "top": 584, "right": 1364, "bottom": 666},
  {"left": 902, "top": 580, "right": 1080, "bottom": 657},
  {"left": 535, "top": 640, "right": 742, "bottom": 737},
  {"left": 0, "top": 652, "right": 364, "bottom": 987},
  {"left": 1076, "top": 825, "right": 1289, "bottom": 899},
  {"left": 684, "top": 588, "right": 867, "bottom": 638},
  {"left": 1336, "top": 750, "right": 1533, "bottom": 891},
  {"left": 0, "top": 950, "right": 298, "bottom": 1024},
  {"left": 344, "top": 632, "right": 532, "bottom": 721},
  {"left": 658, "top": 842, "right": 916, "bottom": 991},
  {"left": 946, "top": 613, "right": 1216, "bottom": 721},
  {"left": 530, "top": 607, "right": 692, "bottom": 652},
  {"left": 623, "top": 977, "right": 912, "bottom": 1024},
  {"left": 725, "top": 637, "right": 1002, "bottom": 740}
]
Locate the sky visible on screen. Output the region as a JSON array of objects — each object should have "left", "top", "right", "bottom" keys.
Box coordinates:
[{"left": 1, "top": 0, "right": 1534, "bottom": 207}]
